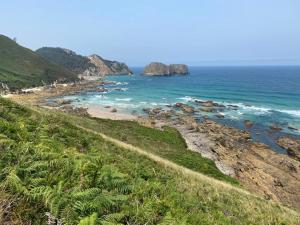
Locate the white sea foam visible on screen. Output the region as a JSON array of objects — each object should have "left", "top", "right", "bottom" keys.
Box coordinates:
[
  {"left": 222, "top": 102, "right": 300, "bottom": 118},
  {"left": 95, "top": 95, "right": 108, "bottom": 99},
  {"left": 177, "top": 96, "right": 194, "bottom": 102},
  {"left": 278, "top": 110, "right": 300, "bottom": 117},
  {"left": 115, "top": 82, "right": 128, "bottom": 85},
  {"left": 115, "top": 98, "right": 132, "bottom": 102}
]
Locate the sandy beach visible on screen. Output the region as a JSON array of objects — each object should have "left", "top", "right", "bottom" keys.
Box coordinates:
[
  {"left": 87, "top": 104, "right": 137, "bottom": 120},
  {"left": 6, "top": 80, "right": 138, "bottom": 121}
]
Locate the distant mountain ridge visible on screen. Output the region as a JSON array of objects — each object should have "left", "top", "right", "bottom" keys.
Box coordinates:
[
  {"left": 36, "top": 47, "right": 133, "bottom": 77},
  {"left": 0, "top": 35, "right": 78, "bottom": 91}
]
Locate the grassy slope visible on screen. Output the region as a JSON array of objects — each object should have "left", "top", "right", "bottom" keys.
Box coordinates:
[
  {"left": 0, "top": 35, "right": 78, "bottom": 90},
  {"left": 64, "top": 115, "right": 238, "bottom": 184},
  {"left": 36, "top": 47, "right": 93, "bottom": 74},
  {"left": 0, "top": 98, "right": 299, "bottom": 225}
]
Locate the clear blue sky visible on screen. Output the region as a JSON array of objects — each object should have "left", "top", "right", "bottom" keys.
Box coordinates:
[{"left": 1, "top": 0, "right": 300, "bottom": 66}]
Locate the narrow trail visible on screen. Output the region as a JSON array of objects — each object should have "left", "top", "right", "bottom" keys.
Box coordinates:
[{"left": 76, "top": 125, "right": 251, "bottom": 195}]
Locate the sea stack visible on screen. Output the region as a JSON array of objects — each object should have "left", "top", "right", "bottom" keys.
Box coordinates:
[{"left": 142, "top": 62, "right": 189, "bottom": 76}]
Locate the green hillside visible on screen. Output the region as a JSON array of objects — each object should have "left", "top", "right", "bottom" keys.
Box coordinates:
[
  {"left": 36, "top": 47, "right": 93, "bottom": 74},
  {"left": 0, "top": 35, "right": 78, "bottom": 90},
  {"left": 0, "top": 98, "right": 299, "bottom": 224}
]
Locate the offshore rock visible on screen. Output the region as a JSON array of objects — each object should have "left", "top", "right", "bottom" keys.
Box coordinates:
[{"left": 142, "top": 62, "right": 189, "bottom": 76}]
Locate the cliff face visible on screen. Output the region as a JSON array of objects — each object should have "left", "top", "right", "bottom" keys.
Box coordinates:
[
  {"left": 142, "top": 62, "right": 189, "bottom": 76},
  {"left": 36, "top": 47, "right": 132, "bottom": 78},
  {"left": 86, "top": 54, "right": 133, "bottom": 76}
]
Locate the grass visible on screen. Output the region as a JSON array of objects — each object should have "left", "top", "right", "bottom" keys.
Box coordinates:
[
  {"left": 64, "top": 115, "right": 238, "bottom": 184},
  {"left": 0, "top": 98, "right": 299, "bottom": 224},
  {"left": 0, "top": 34, "right": 78, "bottom": 90}
]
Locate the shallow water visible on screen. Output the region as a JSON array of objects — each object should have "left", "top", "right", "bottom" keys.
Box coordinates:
[{"left": 61, "top": 66, "right": 300, "bottom": 153}]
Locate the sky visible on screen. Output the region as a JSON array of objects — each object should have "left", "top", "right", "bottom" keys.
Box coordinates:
[{"left": 1, "top": 0, "right": 300, "bottom": 66}]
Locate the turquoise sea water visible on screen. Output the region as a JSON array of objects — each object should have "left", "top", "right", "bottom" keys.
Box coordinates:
[{"left": 62, "top": 66, "right": 300, "bottom": 152}]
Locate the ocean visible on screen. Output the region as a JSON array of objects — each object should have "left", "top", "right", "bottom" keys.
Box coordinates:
[{"left": 61, "top": 66, "right": 300, "bottom": 152}]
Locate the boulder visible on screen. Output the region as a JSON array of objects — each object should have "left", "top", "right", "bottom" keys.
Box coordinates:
[{"left": 110, "top": 108, "right": 117, "bottom": 113}]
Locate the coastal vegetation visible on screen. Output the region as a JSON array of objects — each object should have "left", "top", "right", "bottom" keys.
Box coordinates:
[
  {"left": 64, "top": 115, "right": 237, "bottom": 184},
  {"left": 0, "top": 97, "right": 299, "bottom": 224},
  {"left": 0, "top": 35, "right": 78, "bottom": 90}
]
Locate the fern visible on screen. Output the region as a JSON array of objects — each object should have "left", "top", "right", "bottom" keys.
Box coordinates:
[{"left": 78, "top": 213, "right": 98, "bottom": 225}]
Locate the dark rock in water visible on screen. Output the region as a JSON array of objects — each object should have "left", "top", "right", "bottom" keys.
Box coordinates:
[
  {"left": 227, "top": 104, "right": 239, "bottom": 110},
  {"left": 196, "top": 100, "right": 225, "bottom": 109},
  {"left": 227, "top": 104, "right": 239, "bottom": 108},
  {"left": 56, "top": 99, "right": 72, "bottom": 105},
  {"left": 244, "top": 120, "right": 254, "bottom": 128},
  {"left": 143, "top": 108, "right": 151, "bottom": 113},
  {"left": 142, "top": 62, "right": 189, "bottom": 76},
  {"left": 269, "top": 124, "right": 283, "bottom": 131},
  {"left": 104, "top": 106, "right": 111, "bottom": 108},
  {"left": 288, "top": 126, "right": 298, "bottom": 131},
  {"left": 195, "top": 100, "right": 204, "bottom": 104},
  {"left": 277, "top": 136, "right": 300, "bottom": 161},
  {"left": 110, "top": 108, "right": 117, "bottom": 113}
]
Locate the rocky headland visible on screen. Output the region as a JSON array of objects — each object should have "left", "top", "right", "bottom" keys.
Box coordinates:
[
  {"left": 142, "top": 62, "right": 189, "bottom": 76},
  {"left": 36, "top": 47, "right": 133, "bottom": 78}
]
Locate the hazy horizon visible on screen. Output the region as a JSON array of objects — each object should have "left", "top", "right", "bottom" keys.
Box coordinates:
[{"left": 1, "top": 0, "right": 300, "bottom": 66}]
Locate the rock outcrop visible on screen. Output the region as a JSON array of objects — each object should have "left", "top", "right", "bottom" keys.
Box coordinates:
[
  {"left": 142, "top": 62, "right": 189, "bottom": 76},
  {"left": 86, "top": 54, "right": 132, "bottom": 76},
  {"left": 36, "top": 47, "right": 133, "bottom": 78},
  {"left": 277, "top": 136, "right": 300, "bottom": 161}
]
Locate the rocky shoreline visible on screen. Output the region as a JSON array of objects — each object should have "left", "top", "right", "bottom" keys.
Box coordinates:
[{"left": 142, "top": 103, "right": 300, "bottom": 209}]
